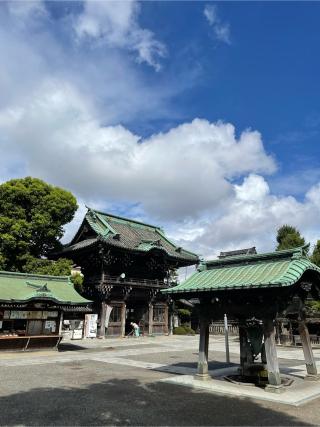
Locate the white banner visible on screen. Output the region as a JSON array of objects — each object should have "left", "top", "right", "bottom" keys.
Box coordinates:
[{"left": 105, "top": 305, "right": 113, "bottom": 328}]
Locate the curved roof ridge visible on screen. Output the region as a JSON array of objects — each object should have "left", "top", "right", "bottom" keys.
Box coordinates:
[
  {"left": 204, "top": 245, "right": 309, "bottom": 268},
  {"left": 0, "top": 270, "right": 70, "bottom": 281},
  {"left": 163, "top": 250, "right": 320, "bottom": 294},
  {"left": 86, "top": 206, "right": 163, "bottom": 230}
]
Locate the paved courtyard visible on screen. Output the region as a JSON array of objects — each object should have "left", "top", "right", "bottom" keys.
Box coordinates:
[{"left": 1, "top": 335, "right": 320, "bottom": 426}]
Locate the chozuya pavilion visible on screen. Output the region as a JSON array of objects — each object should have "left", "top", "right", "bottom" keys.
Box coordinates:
[{"left": 163, "top": 245, "right": 320, "bottom": 392}]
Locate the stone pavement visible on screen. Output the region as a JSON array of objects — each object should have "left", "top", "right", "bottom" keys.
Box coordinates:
[{"left": 1, "top": 335, "right": 320, "bottom": 425}]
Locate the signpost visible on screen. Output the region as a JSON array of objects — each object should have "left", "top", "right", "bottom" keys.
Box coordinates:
[{"left": 224, "top": 313, "right": 230, "bottom": 363}]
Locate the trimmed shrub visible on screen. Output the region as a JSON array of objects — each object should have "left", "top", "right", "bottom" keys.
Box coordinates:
[{"left": 173, "top": 325, "right": 195, "bottom": 335}]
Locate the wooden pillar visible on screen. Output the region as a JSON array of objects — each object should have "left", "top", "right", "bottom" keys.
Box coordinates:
[
  {"left": 263, "top": 319, "right": 283, "bottom": 392},
  {"left": 164, "top": 304, "right": 169, "bottom": 334},
  {"left": 148, "top": 303, "right": 153, "bottom": 335},
  {"left": 120, "top": 302, "right": 126, "bottom": 337},
  {"left": 298, "top": 321, "right": 319, "bottom": 379},
  {"left": 239, "top": 325, "right": 247, "bottom": 375},
  {"left": 58, "top": 312, "right": 63, "bottom": 336},
  {"left": 168, "top": 312, "right": 173, "bottom": 336},
  {"left": 196, "top": 318, "right": 210, "bottom": 380},
  {"left": 98, "top": 301, "right": 107, "bottom": 338}
]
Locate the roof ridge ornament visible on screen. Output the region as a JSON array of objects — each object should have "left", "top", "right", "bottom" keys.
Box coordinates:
[
  {"left": 291, "top": 244, "right": 310, "bottom": 260},
  {"left": 26, "top": 282, "right": 52, "bottom": 293}
]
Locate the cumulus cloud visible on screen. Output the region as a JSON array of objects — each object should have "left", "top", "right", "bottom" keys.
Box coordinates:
[
  {"left": 2, "top": 0, "right": 320, "bottom": 262},
  {"left": 0, "top": 1, "right": 185, "bottom": 129},
  {"left": 74, "top": 0, "right": 166, "bottom": 71},
  {"left": 6, "top": 0, "right": 48, "bottom": 25},
  {"left": 172, "top": 174, "right": 320, "bottom": 259},
  {"left": 204, "top": 4, "right": 231, "bottom": 45},
  {"left": 0, "top": 79, "right": 275, "bottom": 221}
]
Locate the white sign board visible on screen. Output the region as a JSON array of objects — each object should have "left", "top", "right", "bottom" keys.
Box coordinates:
[
  {"left": 85, "top": 314, "right": 98, "bottom": 338},
  {"left": 44, "top": 320, "right": 56, "bottom": 333}
]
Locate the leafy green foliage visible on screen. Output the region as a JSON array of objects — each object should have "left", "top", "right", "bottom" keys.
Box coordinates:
[
  {"left": 276, "top": 225, "right": 306, "bottom": 251},
  {"left": 173, "top": 325, "right": 195, "bottom": 335},
  {"left": 0, "top": 177, "right": 77, "bottom": 271},
  {"left": 305, "top": 300, "right": 320, "bottom": 317},
  {"left": 71, "top": 272, "right": 84, "bottom": 293},
  {"left": 311, "top": 240, "right": 320, "bottom": 267},
  {"left": 21, "top": 256, "right": 84, "bottom": 293},
  {"left": 177, "top": 308, "right": 191, "bottom": 323},
  {"left": 22, "top": 257, "right": 73, "bottom": 276}
]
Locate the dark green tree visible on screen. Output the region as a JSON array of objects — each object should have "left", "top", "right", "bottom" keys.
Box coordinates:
[
  {"left": 22, "top": 257, "right": 73, "bottom": 276},
  {"left": 276, "top": 225, "right": 306, "bottom": 251},
  {"left": 311, "top": 240, "right": 320, "bottom": 267},
  {"left": 22, "top": 256, "right": 84, "bottom": 291},
  {"left": 0, "top": 177, "right": 77, "bottom": 271}
]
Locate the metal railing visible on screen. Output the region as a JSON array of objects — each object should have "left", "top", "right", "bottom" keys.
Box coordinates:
[{"left": 103, "top": 275, "right": 167, "bottom": 288}]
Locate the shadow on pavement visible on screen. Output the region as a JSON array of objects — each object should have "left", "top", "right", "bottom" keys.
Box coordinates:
[
  {"left": 58, "top": 343, "right": 88, "bottom": 352},
  {"left": 0, "top": 377, "right": 313, "bottom": 426}
]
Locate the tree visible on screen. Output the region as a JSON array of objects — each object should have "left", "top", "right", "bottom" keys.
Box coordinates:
[
  {"left": 0, "top": 177, "right": 78, "bottom": 271},
  {"left": 311, "top": 240, "right": 320, "bottom": 267},
  {"left": 276, "top": 225, "right": 306, "bottom": 251},
  {"left": 22, "top": 257, "right": 73, "bottom": 276}
]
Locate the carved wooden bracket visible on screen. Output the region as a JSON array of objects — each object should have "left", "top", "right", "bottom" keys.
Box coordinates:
[
  {"left": 148, "top": 289, "right": 158, "bottom": 304},
  {"left": 122, "top": 286, "right": 133, "bottom": 302}
]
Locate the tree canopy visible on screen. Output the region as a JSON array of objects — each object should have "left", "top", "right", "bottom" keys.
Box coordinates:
[
  {"left": 0, "top": 177, "right": 78, "bottom": 272},
  {"left": 311, "top": 240, "right": 320, "bottom": 268},
  {"left": 276, "top": 225, "right": 306, "bottom": 251}
]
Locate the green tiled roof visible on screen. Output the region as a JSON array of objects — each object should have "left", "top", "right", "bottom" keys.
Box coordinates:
[
  {"left": 163, "top": 245, "right": 320, "bottom": 294},
  {"left": 0, "top": 271, "right": 91, "bottom": 305},
  {"left": 62, "top": 208, "right": 199, "bottom": 265}
]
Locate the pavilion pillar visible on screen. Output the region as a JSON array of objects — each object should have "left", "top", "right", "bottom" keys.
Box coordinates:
[
  {"left": 196, "top": 317, "right": 210, "bottom": 380},
  {"left": 148, "top": 303, "right": 153, "bottom": 335},
  {"left": 298, "top": 321, "right": 319, "bottom": 380},
  {"left": 98, "top": 301, "right": 107, "bottom": 338},
  {"left": 120, "top": 302, "right": 126, "bottom": 337},
  {"left": 263, "top": 318, "right": 284, "bottom": 392},
  {"left": 239, "top": 325, "right": 248, "bottom": 375},
  {"left": 164, "top": 304, "right": 169, "bottom": 334},
  {"left": 59, "top": 312, "right": 64, "bottom": 336}
]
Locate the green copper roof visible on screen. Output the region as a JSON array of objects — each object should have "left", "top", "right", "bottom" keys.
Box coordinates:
[
  {"left": 163, "top": 246, "right": 320, "bottom": 294},
  {"left": 0, "top": 271, "right": 91, "bottom": 305},
  {"left": 62, "top": 208, "right": 199, "bottom": 265}
]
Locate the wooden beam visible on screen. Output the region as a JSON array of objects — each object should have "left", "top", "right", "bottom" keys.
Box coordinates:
[
  {"left": 263, "top": 318, "right": 284, "bottom": 392},
  {"left": 298, "top": 320, "right": 319, "bottom": 380},
  {"left": 120, "top": 302, "right": 126, "bottom": 337},
  {"left": 148, "top": 303, "right": 153, "bottom": 336},
  {"left": 164, "top": 304, "right": 169, "bottom": 335},
  {"left": 239, "top": 325, "right": 247, "bottom": 375},
  {"left": 98, "top": 301, "right": 107, "bottom": 338},
  {"left": 196, "top": 318, "right": 210, "bottom": 380}
]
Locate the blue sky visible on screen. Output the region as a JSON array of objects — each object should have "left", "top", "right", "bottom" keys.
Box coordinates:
[{"left": 1, "top": 1, "right": 320, "bottom": 258}]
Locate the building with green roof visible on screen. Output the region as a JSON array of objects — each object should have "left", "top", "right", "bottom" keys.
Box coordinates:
[
  {"left": 55, "top": 207, "right": 199, "bottom": 338},
  {"left": 163, "top": 245, "right": 320, "bottom": 391},
  {"left": 0, "top": 270, "right": 91, "bottom": 350}
]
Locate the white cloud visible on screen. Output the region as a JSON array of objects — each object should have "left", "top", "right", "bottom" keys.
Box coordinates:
[
  {"left": 0, "top": 79, "right": 275, "bottom": 222},
  {"left": 2, "top": 0, "right": 320, "bottom": 262},
  {"left": 74, "top": 0, "right": 166, "bottom": 71},
  {"left": 7, "top": 0, "right": 48, "bottom": 24},
  {"left": 173, "top": 174, "right": 320, "bottom": 259},
  {"left": 0, "top": 1, "right": 184, "bottom": 128},
  {"left": 204, "top": 4, "right": 231, "bottom": 45}
]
